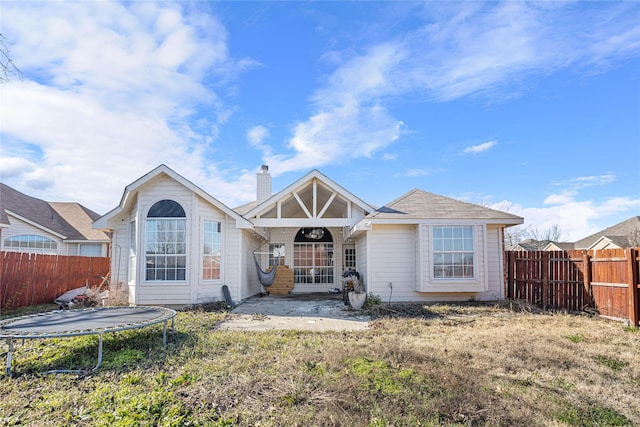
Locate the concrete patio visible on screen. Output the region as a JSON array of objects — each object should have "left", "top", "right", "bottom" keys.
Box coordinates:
[{"left": 217, "top": 293, "right": 370, "bottom": 331}]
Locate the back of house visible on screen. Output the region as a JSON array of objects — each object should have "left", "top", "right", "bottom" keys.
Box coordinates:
[{"left": 94, "top": 165, "right": 523, "bottom": 306}]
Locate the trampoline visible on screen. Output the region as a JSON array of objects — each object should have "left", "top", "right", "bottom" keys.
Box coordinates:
[{"left": 0, "top": 306, "right": 176, "bottom": 376}]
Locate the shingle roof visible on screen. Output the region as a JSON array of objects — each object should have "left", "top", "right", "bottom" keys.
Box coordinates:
[
  {"left": 0, "top": 183, "right": 109, "bottom": 241},
  {"left": 367, "top": 189, "right": 523, "bottom": 222},
  {"left": 233, "top": 201, "right": 257, "bottom": 216},
  {"left": 545, "top": 242, "right": 576, "bottom": 251},
  {"left": 573, "top": 216, "right": 640, "bottom": 249},
  {"left": 512, "top": 239, "right": 552, "bottom": 251},
  {"left": 49, "top": 202, "right": 108, "bottom": 240}
]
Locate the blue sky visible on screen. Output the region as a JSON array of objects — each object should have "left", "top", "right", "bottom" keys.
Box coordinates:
[{"left": 1, "top": 1, "right": 639, "bottom": 241}]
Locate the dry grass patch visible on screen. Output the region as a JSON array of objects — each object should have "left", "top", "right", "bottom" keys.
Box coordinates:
[{"left": 0, "top": 304, "right": 638, "bottom": 426}]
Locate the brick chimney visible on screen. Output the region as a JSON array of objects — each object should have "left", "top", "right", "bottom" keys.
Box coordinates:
[{"left": 256, "top": 165, "right": 271, "bottom": 204}]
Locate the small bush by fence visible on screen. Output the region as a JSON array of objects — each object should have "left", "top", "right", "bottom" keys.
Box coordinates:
[
  {"left": 1, "top": 251, "right": 110, "bottom": 310},
  {"left": 505, "top": 248, "right": 640, "bottom": 326}
]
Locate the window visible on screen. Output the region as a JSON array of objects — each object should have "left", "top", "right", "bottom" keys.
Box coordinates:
[
  {"left": 433, "top": 226, "right": 474, "bottom": 279},
  {"left": 3, "top": 235, "right": 57, "bottom": 254},
  {"left": 294, "top": 243, "right": 334, "bottom": 284},
  {"left": 269, "top": 244, "right": 286, "bottom": 266},
  {"left": 129, "top": 220, "right": 136, "bottom": 282},
  {"left": 293, "top": 228, "right": 334, "bottom": 284},
  {"left": 343, "top": 246, "right": 356, "bottom": 270},
  {"left": 202, "top": 221, "right": 222, "bottom": 280},
  {"left": 79, "top": 243, "right": 102, "bottom": 257},
  {"left": 145, "top": 200, "right": 186, "bottom": 281}
]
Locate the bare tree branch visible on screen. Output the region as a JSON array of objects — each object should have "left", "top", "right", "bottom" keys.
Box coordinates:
[{"left": 0, "top": 33, "right": 22, "bottom": 83}]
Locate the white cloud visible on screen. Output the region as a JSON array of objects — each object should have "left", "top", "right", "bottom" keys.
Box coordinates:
[
  {"left": 552, "top": 173, "right": 617, "bottom": 189},
  {"left": 266, "top": 101, "right": 403, "bottom": 174},
  {"left": 1, "top": 1, "right": 638, "bottom": 213},
  {"left": 0, "top": 157, "right": 38, "bottom": 180},
  {"left": 268, "top": 2, "right": 640, "bottom": 175},
  {"left": 403, "top": 2, "right": 640, "bottom": 101},
  {"left": 264, "top": 43, "right": 406, "bottom": 174},
  {"left": 543, "top": 191, "right": 577, "bottom": 206},
  {"left": 246, "top": 124, "right": 273, "bottom": 160},
  {"left": 398, "top": 168, "right": 444, "bottom": 178},
  {"left": 0, "top": 1, "right": 256, "bottom": 212},
  {"left": 498, "top": 194, "right": 640, "bottom": 241},
  {"left": 463, "top": 140, "right": 497, "bottom": 155},
  {"left": 247, "top": 125, "right": 270, "bottom": 146}
]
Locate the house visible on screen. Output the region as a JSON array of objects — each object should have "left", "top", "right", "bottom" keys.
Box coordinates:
[
  {"left": 93, "top": 164, "right": 523, "bottom": 306},
  {"left": 572, "top": 216, "right": 640, "bottom": 250},
  {"left": 509, "top": 239, "right": 551, "bottom": 251},
  {"left": 543, "top": 242, "right": 575, "bottom": 252},
  {"left": 0, "top": 183, "right": 110, "bottom": 256},
  {"left": 542, "top": 216, "right": 640, "bottom": 251}
]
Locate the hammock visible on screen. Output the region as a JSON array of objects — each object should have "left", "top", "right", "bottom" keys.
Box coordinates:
[{"left": 253, "top": 251, "right": 277, "bottom": 287}]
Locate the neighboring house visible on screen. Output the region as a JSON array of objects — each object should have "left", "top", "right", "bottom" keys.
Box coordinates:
[
  {"left": 543, "top": 242, "right": 575, "bottom": 252},
  {"left": 509, "top": 239, "right": 551, "bottom": 251},
  {"left": 573, "top": 216, "right": 640, "bottom": 250},
  {"left": 0, "top": 183, "right": 110, "bottom": 256},
  {"left": 542, "top": 216, "right": 640, "bottom": 251},
  {"left": 93, "top": 164, "right": 523, "bottom": 306}
]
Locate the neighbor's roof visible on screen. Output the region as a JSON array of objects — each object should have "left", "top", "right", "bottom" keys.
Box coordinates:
[
  {"left": 573, "top": 216, "right": 640, "bottom": 249},
  {"left": 367, "top": 189, "right": 523, "bottom": 223},
  {"left": 544, "top": 241, "right": 576, "bottom": 251},
  {"left": 48, "top": 202, "right": 109, "bottom": 241},
  {"left": 511, "top": 239, "right": 551, "bottom": 251},
  {"left": 0, "top": 183, "right": 110, "bottom": 241}
]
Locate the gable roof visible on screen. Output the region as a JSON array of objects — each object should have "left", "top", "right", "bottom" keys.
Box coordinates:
[
  {"left": 0, "top": 183, "right": 109, "bottom": 241},
  {"left": 543, "top": 241, "right": 576, "bottom": 251},
  {"left": 573, "top": 216, "right": 640, "bottom": 249},
  {"left": 243, "top": 169, "right": 375, "bottom": 219},
  {"left": 510, "top": 239, "right": 552, "bottom": 251},
  {"left": 94, "top": 164, "right": 253, "bottom": 230},
  {"left": 367, "top": 189, "right": 523, "bottom": 224}
]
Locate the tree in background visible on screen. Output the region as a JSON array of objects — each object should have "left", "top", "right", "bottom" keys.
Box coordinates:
[
  {"left": 1, "top": 34, "right": 21, "bottom": 83},
  {"left": 524, "top": 224, "right": 566, "bottom": 243}
]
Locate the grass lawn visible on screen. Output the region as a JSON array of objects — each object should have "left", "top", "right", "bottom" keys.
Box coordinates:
[{"left": 0, "top": 302, "right": 639, "bottom": 426}]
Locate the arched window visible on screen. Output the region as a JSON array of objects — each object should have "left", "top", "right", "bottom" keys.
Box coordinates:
[
  {"left": 145, "top": 200, "right": 187, "bottom": 281},
  {"left": 293, "top": 228, "right": 334, "bottom": 284},
  {"left": 148, "top": 199, "right": 185, "bottom": 218},
  {"left": 3, "top": 235, "right": 57, "bottom": 254}
]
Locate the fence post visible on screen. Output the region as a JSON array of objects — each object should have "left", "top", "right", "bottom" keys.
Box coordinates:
[
  {"left": 627, "top": 248, "right": 639, "bottom": 327},
  {"left": 506, "top": 251, "right": 514, "bottom": 299},
  {"left": 542, "top": 252, "right": 549, "bottom": 310},
  {"left": 582, "top": 252, "right": 592, "bottom": 310}
]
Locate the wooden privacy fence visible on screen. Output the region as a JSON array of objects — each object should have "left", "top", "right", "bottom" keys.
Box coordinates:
[
  {"left": 0, "top": 251, "right": 110, "bottom": 310},
  {"left": 505, "top": 248, "right": 640, "bottom": 326}
]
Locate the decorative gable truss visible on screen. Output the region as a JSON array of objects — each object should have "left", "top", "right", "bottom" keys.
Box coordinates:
[{"left": 246, "top": 171, "right": 373, "bottom": 230}]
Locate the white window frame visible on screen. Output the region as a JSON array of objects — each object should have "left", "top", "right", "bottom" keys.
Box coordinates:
[
  {"left": 144, "top": 199, "right": 189, "bottom": 284},
  {"left": 343, "top": 245, "right": 356, "bottom": 270},
  {"left": 202, "top": 219, "right": 223, "bottom": 282},
  {"left": 3, "top": 234, "right": 58, "bottom": 254},
  {"left": 432, "top": 226, "right": 475, "bottom": 280},
  {"left": 128, "top": 220, "right": 136, "bottom": 283},
  {"left": 79, "top": 243, "right": 103, "bottom": 257},
  {"left": 293, "top": 242, "right": 334, "bottom": 285}
]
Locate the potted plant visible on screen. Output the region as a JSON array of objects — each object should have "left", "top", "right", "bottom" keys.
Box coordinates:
[{"left": 343, "top": 274, "right": 366, "bottom": 310}]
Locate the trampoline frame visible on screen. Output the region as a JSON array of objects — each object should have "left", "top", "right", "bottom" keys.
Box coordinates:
[{"left": 0, "top": 306, "right": 176, "bottom": 376}]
